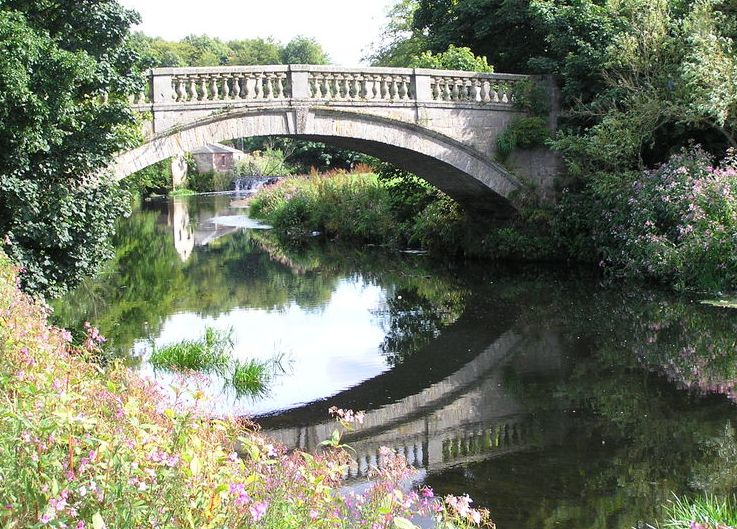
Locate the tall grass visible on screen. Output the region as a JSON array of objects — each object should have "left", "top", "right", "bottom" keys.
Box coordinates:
[
  {"left": 250, "top": 171, "right": 397, "bottom": 242},
  {"left": 231, "top": 359, "right": 270, "bottom": 398},
  {"left": 150, "top": 327, "right": 233, "bottom": 374},
  {"left": 664, "top": 494, "right": 737, "bottom": 529}
]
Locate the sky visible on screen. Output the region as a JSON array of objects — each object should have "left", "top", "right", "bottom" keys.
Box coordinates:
[{"left": 119, "top": 0, "right": 393, "bottom": 66}]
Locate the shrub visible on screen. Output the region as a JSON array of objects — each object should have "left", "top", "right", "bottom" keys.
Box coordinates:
[
  {"left": 411, "top": 44, "right": 493, "bottom": 72},
  {"left": 496, "top": 117, "right": 551, "bottom": 162},
  {"left": 560, "top": 146, "right": 737, "bottom": 292}
]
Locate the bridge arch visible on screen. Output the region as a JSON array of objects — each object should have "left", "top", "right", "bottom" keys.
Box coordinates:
[{"left": 113, "top": 105, "right": 520, "bottom": 217}]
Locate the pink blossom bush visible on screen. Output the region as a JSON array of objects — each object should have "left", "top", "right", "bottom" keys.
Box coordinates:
[
  {"left": 0, "top": 251, "right": 492, "bottom": 529},
  {"left": 570, "top": 146, "right": 737, "bottom": 291}
]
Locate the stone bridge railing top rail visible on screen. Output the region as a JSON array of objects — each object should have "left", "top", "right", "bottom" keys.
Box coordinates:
[{"left": 131, "top": 64, "right": 531, "bottom": 108}]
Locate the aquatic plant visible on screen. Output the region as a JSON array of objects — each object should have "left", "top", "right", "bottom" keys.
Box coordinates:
[
  {"left": 150, "top": 327, "right": 233, "bottom": 374},
  {"left": 230, "top": 359, "right": 270, "bottom": 398}
]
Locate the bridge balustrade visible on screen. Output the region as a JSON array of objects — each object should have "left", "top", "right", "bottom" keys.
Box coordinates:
[{"left": 130, "top": 65, "right": 529, "bottom": 108}]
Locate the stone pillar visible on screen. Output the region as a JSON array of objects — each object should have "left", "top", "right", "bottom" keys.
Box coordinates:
[
  {"left": 152, "top": 71, "right": 174, "bottom": 103},
  {"left": 290, "top": 67, "right": 311, "bottom": 100},
  {"left": 171, "top": 154, "right": 188, "bottom": 189},
  {"left": 413, "top": 69, "right": 433, "bottom": 102}
]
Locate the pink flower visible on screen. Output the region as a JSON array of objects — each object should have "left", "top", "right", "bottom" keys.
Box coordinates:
[{"left": 249, "top": 501, "right": 268, "bottom": 521}]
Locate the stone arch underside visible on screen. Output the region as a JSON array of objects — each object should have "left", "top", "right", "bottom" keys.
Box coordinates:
[{"left": 112, "top": 107, "right": 520, "bottom": 217}]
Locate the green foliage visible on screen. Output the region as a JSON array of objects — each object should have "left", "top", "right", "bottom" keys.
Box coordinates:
[
  {"left": 412, "top": 0, "right": 547, "bottom": 73},
  {"left": 0, "top": 1, "right": 144, "bottom": 298},
  {"left": 365, "top": 0, "right": 429, "bottom": 67},
  {"left": 556, "top": 146, "right": 737, "bottom": 292},
  {"left": 123, "top": 158, "right": 173, "bottom": 196},
  {"left": 134, "top": 33, "right": 329, "bottom": 67},
  {"left": 239, "top": 137, "right": 371, "bottom": 174},
  {"left": 234, "top": 148, "right": 293, "bottom": 177},
  {"left": 185, "top": 170, "right": 233, "bottom": 193},
  {"left": 496, "top": 117, "right": 551, "bottom": 162},
  {"left": 511, "top": 78, "right": 551, "bottom": 116},
  {"left": 281, "top": 35, "right": 329, "bottom": 64},
  {"left": 231, "top": 359, "right": 270, "bottom": 399},
  {"left": 411, "top": 44, "right": 493, "bottom": 71}
]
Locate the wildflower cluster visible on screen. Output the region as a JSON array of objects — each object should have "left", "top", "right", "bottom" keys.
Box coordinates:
[
  {"left": 0, "top": 251, "right": 492, "bottom": 529},
  {"left": 588, "top": 146, "right": 737, "bottom": 291}
]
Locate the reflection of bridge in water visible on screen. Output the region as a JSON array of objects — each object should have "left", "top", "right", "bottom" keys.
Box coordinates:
[{"left": 257, "top": 304, "right": 564, "bottom": 480}]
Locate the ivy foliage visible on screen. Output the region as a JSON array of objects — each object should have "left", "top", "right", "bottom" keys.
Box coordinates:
[{"left": 0, "top": 1, "right": 145, "bottom": 297}]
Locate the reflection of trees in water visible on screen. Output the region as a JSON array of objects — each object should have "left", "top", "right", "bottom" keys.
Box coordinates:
[
  {"left": 426, "top": 279, "right": 737, "bottom": 529},
  {"left": 378, "top": 286, "right": 466, "bottom": 367},
  {"left": 51, "top": 199, "right": 469, "bottom": 366}
]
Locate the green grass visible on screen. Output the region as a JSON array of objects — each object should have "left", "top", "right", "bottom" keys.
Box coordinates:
[
  {"left": 664, "top": 494, "right": 737, "bottom": 529},
  {"left": 150, "top": 327, "right": 232, "bottom": 374}
]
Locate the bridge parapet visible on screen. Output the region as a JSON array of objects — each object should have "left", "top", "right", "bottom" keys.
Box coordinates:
[{"left": 130, "top": 65, "right": 529, "bottom": 109}]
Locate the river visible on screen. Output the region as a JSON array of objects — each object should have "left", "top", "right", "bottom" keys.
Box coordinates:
[{"left": 52, "top": 194, "right": 737, "bottom": 529}]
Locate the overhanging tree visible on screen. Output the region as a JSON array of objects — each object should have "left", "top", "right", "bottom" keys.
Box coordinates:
[{"left": 0, "top": 0, "right": 145, "bottom": 297}]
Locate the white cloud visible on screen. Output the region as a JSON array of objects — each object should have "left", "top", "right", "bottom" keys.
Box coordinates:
[{"left": 120, "top": 0, "right": 392, "bottom": 66}]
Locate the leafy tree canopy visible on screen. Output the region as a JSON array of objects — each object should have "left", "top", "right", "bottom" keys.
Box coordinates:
[
  {"left": 0, "top": 0, "right": 144, "bottom": 297},
  {"left": 134, "top": 34, "right": 330, "bottom": 68}
]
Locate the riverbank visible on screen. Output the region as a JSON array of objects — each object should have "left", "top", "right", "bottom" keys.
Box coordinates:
[
  {"left": 249, "top": 148, "right": 737, "bottom": 294},
  {"left": 0, "top": 251, "right": 491, "bottom": 528},
  {"left": 248, "top": 170, "right": 557, "bottom": 262}
]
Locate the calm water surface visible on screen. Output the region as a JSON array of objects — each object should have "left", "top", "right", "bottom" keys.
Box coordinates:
[{"left": 54, "top": 195, "right": 737, "bottom": 529}]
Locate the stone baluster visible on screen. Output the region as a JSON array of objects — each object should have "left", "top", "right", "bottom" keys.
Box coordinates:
[
  {"left": 343, "top": 73, "right": 354, "bottom": 98},
  {"left": 322, "top": 74, "right": 332, "bottom": 99},
  {"left": 481, "top": 79, "right": 491, "bottom": 102},
  {"left": 222, "top": 75, "right": 232, "bottom": 99},
  {"left": 181, "top": 76, "right": 191, "bottom": 102},
  {"left": 388, "top": 76, "right": 398, "bottom": 99},
  {"left": 176, "top": 76, "right": 184, "bottom": 102},
  {"left": 379, "top": 76, "right": 389, "bottom": 100},
  {"left": 231, "top": 75, "right": 242, "bottom": 100},
  {"left": 194, "top": 75, "right": 205, "bottom": 101},
  {"left": 362, "top": 75, "right": 374, "bottom": 99},
  {"left": 275, "top": 72, "right": 287, "bottom": 98},
  {"left": 398, "top": 76, "right": 408, "bottom": 99},
  {"left": 264, "top": 73, "right": 274, "bottom": 99},
  {"left": 430, "top": 79, "right": 439, "bottom": 100},
  {"left": 500, "top": 82, "right": 510, "bottom": 103},
  {"left": 355, "top": 74, "right": 366, "bottom": 98},
  {"left": 311, "top": 74, "right": 322, "bottom": 98},
  {"left": 208, "top": 75, "right": 219, "bottom": 100},
  {"left": 369, "top": 75, "right": 380, "bottom": 99},
  {"left": 332, "top": 74, "right": 344, "bottom": 99},
  {"left": 254, "top": 73, "right": 264, "bottom": 99},
  {"left": 462, "top": 78, "right": 472, "bottom": 101}
]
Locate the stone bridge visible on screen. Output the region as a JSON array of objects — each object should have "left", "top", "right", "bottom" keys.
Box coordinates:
[{"left": 113, "top": 65, "right": 559, "bottom": 217}]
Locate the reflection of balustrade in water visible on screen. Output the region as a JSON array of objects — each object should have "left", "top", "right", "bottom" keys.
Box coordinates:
[
  {"left": 130, "top": 65, "right": 529, "bottom": 108},
  {"left": 341, "top": 416, "right": 532, "bottom": 481}
]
